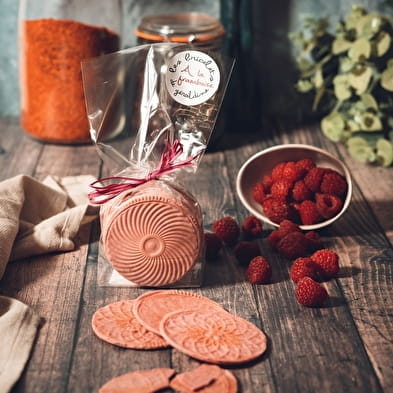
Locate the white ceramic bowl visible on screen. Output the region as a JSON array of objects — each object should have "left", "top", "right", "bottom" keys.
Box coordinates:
[{"left": 236, "top": 144, "right": 353, "bottom": 230}]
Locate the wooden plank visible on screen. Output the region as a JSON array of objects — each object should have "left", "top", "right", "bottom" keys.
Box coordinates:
[
  {"left": 223, "top": 130, "right": 387, "bottom": 393},
  {"left": 170, "top": 150, "right": 277, "bottom": 393},
  {"left": 335, "top": 142, "right": 393, "bottom": 243},
  {"left": 65, "top": 222, "right": 173, "bottom": 393},
  {"left": 0, "top": 134, "right": 100, "bottom": 393},
  {"left": 0, "top": 117, "right": 43, "bottom": 179},
  {"left": 284, "top": 125, "right": 393, "bottom": 392}
]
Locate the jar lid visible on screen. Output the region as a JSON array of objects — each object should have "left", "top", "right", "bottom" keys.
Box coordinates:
[{"left": 135, "top": 13, "right": 225, "bottom": 43}]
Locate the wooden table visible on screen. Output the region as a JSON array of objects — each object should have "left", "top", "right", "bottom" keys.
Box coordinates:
[{"left": 0, "top": 116, "right": 392, "bottom": 393}]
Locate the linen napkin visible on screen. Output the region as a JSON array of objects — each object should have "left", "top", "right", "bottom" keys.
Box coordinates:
[
  {"left": 0, "top": 296, "right": 40, "bottom": 393},
  {"left": 0, "top": 174, "right": 98, "bottom": 393}
]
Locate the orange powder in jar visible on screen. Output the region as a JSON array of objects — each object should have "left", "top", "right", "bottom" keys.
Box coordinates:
[{"left": 20, "top": 18, "right": 119, "bottom": 143}]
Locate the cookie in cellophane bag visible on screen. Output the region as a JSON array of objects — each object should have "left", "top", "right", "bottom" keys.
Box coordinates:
[{"left": 82, "top": 43, "right": 234, "bottom": 287}]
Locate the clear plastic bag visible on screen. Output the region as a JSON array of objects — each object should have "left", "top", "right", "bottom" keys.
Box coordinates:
[{"left": 81, "top": 43, "right": 234, "bottom": 287}]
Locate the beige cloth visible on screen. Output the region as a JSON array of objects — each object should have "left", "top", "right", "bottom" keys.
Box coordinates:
[
  {"left": 0, "top": 174, "right": 98, "bottom": 393},
  {"left": 0, "top": 297, "right": 40, "bottom": 393}
]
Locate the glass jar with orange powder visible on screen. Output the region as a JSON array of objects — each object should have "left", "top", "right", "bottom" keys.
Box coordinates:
[{"left": 19, "top": 0, "right": 122, "bottom": 144}]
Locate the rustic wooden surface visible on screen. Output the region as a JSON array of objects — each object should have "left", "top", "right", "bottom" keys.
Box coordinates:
[{"left": 0, "top": 116, "right": 392, "bottom": 393}]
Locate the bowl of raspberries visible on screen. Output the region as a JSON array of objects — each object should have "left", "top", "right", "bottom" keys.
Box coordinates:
[{"left": 236, "top": 144, "right": 352, "bottom": 230}]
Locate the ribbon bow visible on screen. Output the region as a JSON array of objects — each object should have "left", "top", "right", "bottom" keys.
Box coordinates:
[{"left": 88, "top": 139, "right": 200, "bottom": 204}]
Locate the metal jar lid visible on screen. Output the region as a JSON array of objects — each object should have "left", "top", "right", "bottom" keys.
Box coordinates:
[{"left": 135, "top": 13, "right": 225, "bottom": 44}]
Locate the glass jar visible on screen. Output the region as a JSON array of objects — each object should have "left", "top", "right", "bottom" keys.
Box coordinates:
[
  {"left": 135, "top": 13, "right": 225, "bottom": 51},
  {"left": 19, "top": 0, "right": 122, "bottom": 144}
]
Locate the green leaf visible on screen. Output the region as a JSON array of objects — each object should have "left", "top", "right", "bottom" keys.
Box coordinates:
[
  {"left": 360, "top": 13, "right": 383, "bottom": 38},
  {"left": 376, "top": 138, "right": 393, "bottom": 166},
  {"left": 348, "top": 120, "right": 360, "bottom": 132},
  {"left": 347, "top": 137, "right": 376, "bottom": 162},
  {"left": 347, "top": 136, "right": 369, "bottom": 147},
  {"left": 312, "top": 87, "right": 325, "bottom": 111},
  {"left": 340, "top": 57, "right": 354, "bottom": 73},
  {"left": 346, "top": 6, "right": 367, "bottom": 31},
  {"left": 360, "top": 112, "right": 383, "bottom": 131},
  {"left": 333, "top": 74, "right": 352, "bottom": 100},
  {"left": 348, "top": 38, "right": 371, "bottom": 61},
  {"left": 321, "top": 113, "right": 346, "bottom": 142},
  {"left": 360, "top": 93, "right": 378, "bottom": 110},
  {"left": 387, "top": 59, "right": 393, "bottom": 69},
  {"left": 375, "top": 31, "right": 391, "bottom": 57},
  {"left": 314, "top": 68, "right": 324, "bottom": 88},
  {"left": 296, "top": 79, "right": 314, "bottom": 93},
  {"left": 381, "top": 67, "right": 393, "bottom": 91},
  {"left": 348, "top": 66, "right": 372, "bottom": 94},
  {"left": 332, "top": 37, "right": 353, "bottom": 54}
]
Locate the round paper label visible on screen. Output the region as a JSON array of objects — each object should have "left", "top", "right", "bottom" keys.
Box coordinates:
[{"left": 165, "top": 50, "right": 220, "bottom": 106}]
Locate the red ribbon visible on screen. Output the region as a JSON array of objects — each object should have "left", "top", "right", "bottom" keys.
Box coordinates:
[{"left": 88, "top": 139, "right": 200, "bottom": 204}]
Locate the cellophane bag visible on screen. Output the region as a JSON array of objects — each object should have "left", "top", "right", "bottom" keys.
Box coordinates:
[{"left": 82, "top": 43, "right": 234, "bottom": 287}]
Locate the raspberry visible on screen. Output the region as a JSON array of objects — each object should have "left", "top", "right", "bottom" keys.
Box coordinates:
[
  {"left": 262, "top": 196, "right": 275, "bottom": 213},
  {"left": 311, "top": 249, "right": 339, "bottom": 279},
  {"left": 296, "top": 158, "right": 315, "bottom": 173},
  {"left": 204, "top": 232, "right": 222, "bottom": 260},
  {"left": 305, "top": 231, "right": 323, "bottom": 252},
  {"left": 278, "top": 219, "right": 301, "bottom": 236},
  {"left": 267, "top": 230, "right": 282, "bottom": 250},
  {"left": 265, "top": 199, "right": 295, "bottom": 224},
  {"left": 252, "top": 182, "right": 266, "bottom": 204},
  {"left": 212, "top": 216, "right": 240, "bottom": 244},
  {"left": 315, "top": 193, "right": 343, "bottom": 219},
  {"left": 292, "top": 180, "right": 312, "bottom": 202},
  {"left": 263, "top": 175, "right": 273, "bottom": 190},
  {"left": 271, "top": 179, "right": 293, "bottom": 200},
  {"left": 295, "top": 277, "right": 328, "bottom": 307},
  {"left": 242, "top": 216, "right": 263, "bottom": 238},
  {"left": 246, "top": 256, "right": 272, "bottom": 284},
  {"left": 290, "top": 257, "right": 320, "bottom": 283},
  {"left": 271, "top": 162, "right": 286, "bottom": 182},
  {"left": 320, "top": 171, "right": 347, "bottom": 197},
  {"left": 282, "top": 161, "right": 304, "bottom": 183},
  {"left": 299, "top": 200, "right": 322, "bottom": 225},
  {"left": 304, "top": 167, "right": 326, "bottom": 192},
  {"left": 234, "top": 241, "right": 260, "bottom": 266},
  {"left": 277, "top": 231, "right": 308, "bottom": 259}
]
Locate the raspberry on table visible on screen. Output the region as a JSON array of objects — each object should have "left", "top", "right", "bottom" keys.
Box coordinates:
[
  {"left": 310, "top": 249, "right": 340, "bottom": 279},
  {"left": 271, "top": 179, "right": 293, "bottom": 201},
  {"left": 204, "top": 232, "right": 222, "bottom": 260},
  {"left": 315, "top": 193, "right": 343, "bottom": 219},
  {"left": 320, "top": 171, "right": 348, "bottom": 197},
  {"left": 305, "top": 230, "right": 323, "bottom": 252},
  {"left": 212, "top": 216, "right": 240, "bottom": 244},
  {"left": 295, "top": 277, "right": 328, "bottom": 307},
  {"left": 267, "top": 230, "right": 282, "bottom": 250},
  {"left": 292, "top": 180, "right": 312, "bottom": 202},
  {"left": 278, "top": 219, "right": 301, "bottom": 236},
  {"left": 299, "top": 200, "right": 322, "bottom": 225},
  {"left": 304, "top": 167, "right": 326, "bottom": 192},
  {"left": 277, "top": 231, "right": 308, "bottom": 259},
  {"left": 242, "top": 216, "right": 263, "bottom": 238},
  {"left": 252, "top": 182, "right": 266, "bottom": 204},
  {"left": 290, "top": 257, "right": 320, "bottom": 283},
  {"left": 234, "top": 241, "right": 260, "bottom": 266},
  {"left": 246, "top": 256, "right": 272, "bottom": 284}
]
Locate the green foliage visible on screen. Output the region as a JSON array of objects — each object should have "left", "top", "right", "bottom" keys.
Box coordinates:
[{"left": 291, "top": 5, "right": 393, "bottom": 166}]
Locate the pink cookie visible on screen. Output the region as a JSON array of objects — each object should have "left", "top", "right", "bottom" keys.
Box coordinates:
[{"left": 101, "top": 180, "right": 203, "bottom": 286}]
